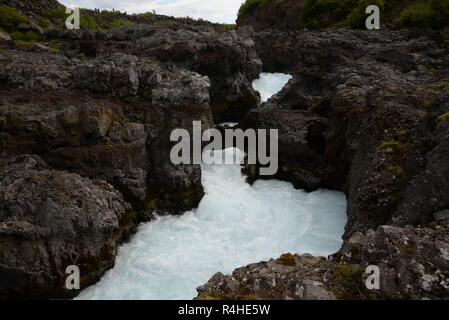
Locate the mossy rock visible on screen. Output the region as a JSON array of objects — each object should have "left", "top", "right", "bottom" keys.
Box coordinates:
[
  {"left": 10, "top": 30, "right": 40, "bottom": 43},
  {"left": 379, "top": 140, "right": 406, "bottom": 153},
  {"left": 279, "top": 253, "right": 296, "bottom": 267},
  {"left": 194, "top": 290, "right": 224, "bottom": 300},
  {"left": 0, "top": 5, "right": 28, "bottom": 32},
  {"left": 331, "top": 263, "right": 365, "bottom": 299},
  {"left": 386, "top": 166, "right": 406, "bottom": 177},
  {"left": 437, "top": 112, "right": 449, "bottom": 121}
]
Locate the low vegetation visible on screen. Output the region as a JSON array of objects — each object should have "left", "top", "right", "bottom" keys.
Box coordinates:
[
  {"left": 304, "top": 0, "right": 448, "bottom": 30},
  {"left": 331, "top": 263, "right": 365, "bottom": 299},
  {"left": 380, "top": 140, "right": 406, "bottom": 152},
  {"left": 278, "top": 253, "right": 296, "bottom": 266},
  {"left": 10, "top": 30, "right": 40, "bottom": 42},
  {"left": 302, "top": 0, "right": 359, "bottom": 29},
  {"left": 437, "top": 112, "right": 449, "bottom": 121},
  {"left": 237, "top": 0, "right": 448, "bottom": 31},
  {"left": 238, "top": 0, "right": 272, "bottom": 18},
  {"left": 105, "top": 19, "right": 135, "bottom": 29},
  {"left": 0, "top": 5, "right": 28, "bottom": 32},
  {"left": 393, "top": 0, "right": 449, "bottom": 30}
]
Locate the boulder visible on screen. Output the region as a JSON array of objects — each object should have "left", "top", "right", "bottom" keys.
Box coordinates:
[
  {"left": 197, "top": 221, "right": 449, "bottom": 300},
  {"left": 0, "top": 155, "right": 135, "bottom": 299}
]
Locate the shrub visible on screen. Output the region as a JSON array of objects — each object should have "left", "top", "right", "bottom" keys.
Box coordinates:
[
  {"left": 301, "top": 0, "right": 448, "bottom": 31},
  {"left": 393, "top": 0, "right": 449, "bottom": 30},
  {"left": 302, "top": 0, "right": 358, "bottom": 29},
  {"left": 36, "top": 17, "right": 51, "bottom": 30},
  {"left": 238, "top": 0, "right": 272, "bottom": 18},
  {"left": 134, "top": 12, "right": 154, "bottom": 18},
  {"left": 222, "top": 24, "right": 236, "bottom": 32},
  {"left": 347, "top": 0, "right": 385, "bottom": 29},
  {"left": 0, "top": 5, "right": 28, "bottom": 32},
  {"left": 379, "top": 140, "right": 406, "bottom": 153},
  {"left": 80, "top": 13, "right": 104, "bottom": 32},
  {"left": 42, "top": 7, "right": 68, "bottom": 20}
]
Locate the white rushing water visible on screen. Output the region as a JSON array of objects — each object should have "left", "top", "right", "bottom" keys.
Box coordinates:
[
  {"left": 77, "top": 73, "right": 347, "bottom": 300},
  {"left": 253, "top": 73, "right": 293, "bottom": 102},
  {"left": 78, "top": 149, "right": 347, "bottom": 300}
]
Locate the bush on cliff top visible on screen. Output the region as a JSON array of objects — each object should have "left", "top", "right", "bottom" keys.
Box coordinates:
[
  {"left": 303, "top": 0, "right": 358, "bottom": 29},
  {"left": 393, "top": 0, "right": 449, "bottom": 30},
  {"left": 347, "top": 0, "right": 385, "bottom": 29},
  {"left": 238, "top": 0, "right": 448, "bottom": 31},
  {"left": 303, "top": 0, "right": 448, "bottom": 30},
  {"left": 0, "top": 5, "right": 28, "bottom": 32},
  {"left": 238, "top": 0, "right": 272, "bottom": 18}
]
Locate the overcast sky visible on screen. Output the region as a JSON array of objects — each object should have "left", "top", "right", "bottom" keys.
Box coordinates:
[{"left": 59, "top": 0, "right": 245, "bottom": 24}]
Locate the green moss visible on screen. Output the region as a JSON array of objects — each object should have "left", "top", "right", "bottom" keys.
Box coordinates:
[
  {"left": 194, "top": 291, "right": 223, "bottom": 300},
  {"left": 279, "top": 253, "right": 296, "bottom": 266},
  {"left": 0, "top": 5, "right": 28, "bottom": 32},
  {"left": 46, "top": 39, "right": 62, "bottom": 51},
  {"left": 80, "top": 13, "right": 104, "bottom": 32},
  {"left": 387, "top": 166, "right": 406, "bottom": 177},
  {"left": 10, "top": 30, "right": 40, "bottom": 42},
  {"left": 425, "top": 88, "right": 439, "bottom": 95},
  {"left": 105, "top": 19, "right": 134, "bottom": 29},
  {"left": 303, "top": 0, "right": 358, "bottom": 29},
  {"left": 393, "top": 0, "right": 449, "bottom": 30},
  {"left": 222, "top": 24, "right": 236, "bottom": 32},
  {"left": 36, "top": 17, "right": 51, "bottom": 31},
  {"left": 133, "top": 12, "right": 155, "bottom": 19},
  {"left": 347, "top": 0, "right": 385, "bottom": 29},
  {"left": 42, "top": 7, "right": 68, "bottom": 20},
  {"left": 154, "top": 19, "right": 177, "bottom": 25},
  {"left": 301, "top": 0, "right": 448, "bottom": 31},
  {"left": 331, "top": 263, "right": 365, "bottom": 299},
  {"left": 238, "top": 0, "right": 272, "bottom": 18},
  {"left": 379, "top": 140, "right": 406, "bottom": 153},
  {"left": 437, "top": 112, "right": 449, "bottom": 121}
]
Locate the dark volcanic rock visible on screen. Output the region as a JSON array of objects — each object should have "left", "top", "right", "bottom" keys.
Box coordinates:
[
  {"left": 0, "top": 50, "right": 215, "bottom": 215},
  {"left": 117, "top": 24, "right": 262, "bottom": 122},
  {"left": 46, "top": 24, "right": 262, "bottom": 122},
  {"left": 242, "top": 29, "right": 449, "bottom": 238},
  {"left": 197, "top": 220, "right": 449, "bottom": 300},
  {"left": 237, "top": 0, "right": 306, "bottom": 32},
  {"left": 196, "top": 253, "right": 336, "bottom": 300},
  {"left": 0, "top": 11, "right": 259, "bottom": 296},
  {"left": 201, "top": 25, "right": 449, "bottom": 301},
  {"left": 0, "top": 155, "right": 135, "bottom": 299}
]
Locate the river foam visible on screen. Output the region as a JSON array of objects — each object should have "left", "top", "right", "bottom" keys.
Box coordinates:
[
  {"left": 78, "top": 148, "right": 346, "bottom": 300},
  {"left": 77, "top": 73, "right": 346, "bottom": 300}
]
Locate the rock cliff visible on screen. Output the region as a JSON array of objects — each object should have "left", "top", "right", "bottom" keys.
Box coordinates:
[
  {"left": 0, "top": 1, "right": 261, "bottom": 298},
  {"left": 199, "top": 4, "right": 449, "bottom": 300}
]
